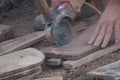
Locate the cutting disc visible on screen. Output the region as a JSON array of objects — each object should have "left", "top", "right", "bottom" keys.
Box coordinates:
[{"left": 51, "top": 18, "right": 74, "bottom": 46}]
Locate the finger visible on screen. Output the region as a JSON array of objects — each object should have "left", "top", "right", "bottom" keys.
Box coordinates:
[
  {"left": 94, "top": 23, "right": 107, "bottom": 46},
  {"left": 115, "top": 21, "right": 120, "bottom": 43},
  {"left": 50, "top": 4, "right": 58, "bottom": 12},
  {"left": 102, "top": 22, "right": 114, "bottom": 48},
  {"left": 50, "top": 7, "right": 54, "bottom": 12},
  {"left": 88, "top": 24, "right": 101, "bottom": 44},
  {"left": 69, "top": 0, "right": 81, "bottom": 12}
]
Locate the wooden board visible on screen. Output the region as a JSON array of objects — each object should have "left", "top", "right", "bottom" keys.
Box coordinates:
[
  {"left": 0, "top": 66, "right": 42, "bottom": 80},
  {"left": 86, "top": 60, "right": 120, "bottom": 80},
  {"left": 0, "top": 24, "right": 13, "bottom": 42},
  {"left": 43, "top": 25, "right": 100, "bottom": 60},
  {"left": 0, "top": 31, "right": 45, "bottom": 56},
  {"left": 0, "top": 48, "right": 45, "bottom": 77}
]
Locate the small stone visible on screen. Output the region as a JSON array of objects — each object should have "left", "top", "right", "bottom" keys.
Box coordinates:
[{"left": 47, "top": 58, "right": 62, "bottom": 66}]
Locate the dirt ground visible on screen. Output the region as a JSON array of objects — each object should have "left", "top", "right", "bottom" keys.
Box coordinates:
[{"left": 0, "top": 1, "right": 120, "bottom": 80}]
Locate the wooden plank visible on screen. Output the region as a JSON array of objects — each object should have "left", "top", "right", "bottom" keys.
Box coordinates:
[
  {"left": 35, "top": 76, "right": 63, "bottom": 80},
  {"left": 63, "top": 43, "right": 120, "bottom": 69},
  {"left": 0, "top": 48, "right": 45, "bottom": 77},
  {"left": 0, "top": 24, "right": 13, "bottom": 42},
  {"left": 43, "top": 25, "right": 100, "bottom": 60},
  {"left": 0, "top": 31, "right": 45, "bottom": 56},
  {"left": 0, "top": 66, "right": 42, "bottom": 80},
  {"left": 86, "top": 60, "right": 120, "bottom": 80}
]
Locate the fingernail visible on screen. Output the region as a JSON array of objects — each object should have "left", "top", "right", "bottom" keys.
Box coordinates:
[
  {"left": 88, "top": 41, "right": 91, "bottom": 44},
  {"left": 93, "top": 42, "right": 99, "bottom": 46},
  {"left": 88, "top": 40, "right": 92, "bottom": 44},
  {"left": 101, "top": 45, "right": 106, "bottom": 48}
]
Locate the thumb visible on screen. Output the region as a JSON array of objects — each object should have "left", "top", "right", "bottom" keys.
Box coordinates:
[{"left": 69, "top": 0, "right": 85, "bottom": 13}]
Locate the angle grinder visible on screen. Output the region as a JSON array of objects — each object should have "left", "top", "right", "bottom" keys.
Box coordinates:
[
  {"left": 34, "top": 0, "right": 76, "bottom": 46},
  {"left": 34, "top": 0, "right": 102, "bottom": 46}
]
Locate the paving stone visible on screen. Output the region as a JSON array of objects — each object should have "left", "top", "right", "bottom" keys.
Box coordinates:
[
  {"left": 43, "top": 25, "right": 100, "bottom": 60},
  {"left": 63, "top": 43, "right": 120, "bottom": 69}
]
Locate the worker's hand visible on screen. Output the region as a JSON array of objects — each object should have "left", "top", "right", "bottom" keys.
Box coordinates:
[
  {"left": 50, "top": 0, "right": 82, "bottom": 13},
  {"left": 88, "top": 0, "right": 120, "bottom": 48}
]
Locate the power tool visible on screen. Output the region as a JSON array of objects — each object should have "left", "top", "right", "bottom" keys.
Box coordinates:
[
  {"left": 34, "top": 0, "right": 102, "bottom": 46},
  {"left": 34, "top": 0, "right": 76, "bottom": 46}
]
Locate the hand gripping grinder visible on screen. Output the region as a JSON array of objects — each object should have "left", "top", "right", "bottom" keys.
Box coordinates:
[{"left": 34, "top": 0, "right": 76, "bottom": 46}]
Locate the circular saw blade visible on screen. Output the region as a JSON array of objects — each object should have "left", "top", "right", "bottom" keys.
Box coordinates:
[{"left": 51, "top": 18, "right": 74, "bottom": 46}]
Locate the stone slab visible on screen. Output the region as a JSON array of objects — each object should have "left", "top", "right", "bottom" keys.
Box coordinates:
[
  {"left": 17, "top": 70, "right": 41, "bottom": 80},
  {"left": 86, "top": 60, "right": 120, "bottom": 80},
  {"left": 0, "top": 66, "right": 42, "bottom": 80},
  {"left": 43, "top": 25, "right": 100, "bottom": 60},
  {"left": 0, "top": 31, "right": 45, "bottom": 56},
  {"left": 63, "top": 43, "right": 120, "bottom": 69},
  {"left": 0, "top": 48, "right": 45, "bottom": 77}
]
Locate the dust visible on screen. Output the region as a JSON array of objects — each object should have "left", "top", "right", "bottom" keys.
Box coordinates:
[{"left": 0, "top": 0, "right": 120, "bottom": 80}]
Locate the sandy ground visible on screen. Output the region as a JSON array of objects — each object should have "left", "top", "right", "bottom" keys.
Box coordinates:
[{"left": 0, "top": 1, "right": 120, "bottom": 80}]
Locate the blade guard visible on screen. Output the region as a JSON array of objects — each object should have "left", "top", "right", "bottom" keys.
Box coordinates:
[{"left": 50, "top": 3, "right": 76, "bottom": 46}]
